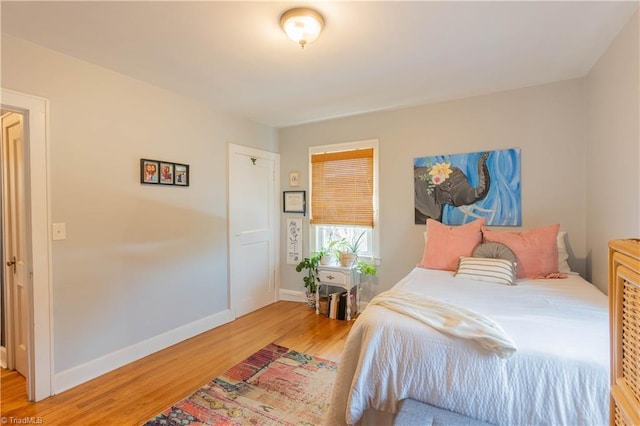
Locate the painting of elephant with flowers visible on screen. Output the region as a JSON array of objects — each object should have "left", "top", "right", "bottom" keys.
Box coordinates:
[{"left": 414, "top": 148, "right": 521, "bottom": 226}]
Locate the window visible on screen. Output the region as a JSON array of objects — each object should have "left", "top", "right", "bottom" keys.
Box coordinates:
[{"left": 309, "top": 140, "right": 379, "bottom": 259}]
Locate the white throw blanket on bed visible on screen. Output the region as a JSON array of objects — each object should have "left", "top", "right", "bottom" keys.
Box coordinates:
[{"left": 368, "top": 289, "right": 517, "bottom": 358}]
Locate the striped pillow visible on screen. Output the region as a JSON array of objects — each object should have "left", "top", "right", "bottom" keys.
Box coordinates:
[{"left": 455, "top": 257, "right": 517, "bottom": 286}]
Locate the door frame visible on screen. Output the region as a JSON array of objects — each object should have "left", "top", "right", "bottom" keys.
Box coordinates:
[
  {"left": 1, "top": 88, "right": 53, "bottom": 401},
  {"left": 227, "top": 143, "right": 280, "bottom": 318}
]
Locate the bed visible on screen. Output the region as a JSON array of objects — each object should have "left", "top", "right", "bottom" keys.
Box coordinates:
[{"left": 326, "top": 220, "right": 609, "bottom": 426}]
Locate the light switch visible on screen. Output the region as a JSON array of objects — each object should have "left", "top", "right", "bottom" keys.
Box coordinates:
[{"left": 52, "top": 223, "right": 66, "bottom": 240}]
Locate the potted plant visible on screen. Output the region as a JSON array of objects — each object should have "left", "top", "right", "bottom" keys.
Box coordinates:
[
  {"left": 315, "top": 230, "right": 338, "bottom": 265},
  {"left": 295, "top": 252, "right": 322, "bottom": 306},
  {"left": 319, "top": 236, "right": 343, "bottom": 265},
  {"left": 336, "top": 231, "right": 366, "bottom": 267},
  {"left": 355, "top": 259, "right": 377, "bottom": 276},
  {"left": 317, "top": 247, "right": 332, "bottom": 265}
]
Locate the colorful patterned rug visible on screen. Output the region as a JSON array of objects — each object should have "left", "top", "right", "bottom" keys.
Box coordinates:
[{"left": 144, "top": 343, "right": 337, "bottom": 426}]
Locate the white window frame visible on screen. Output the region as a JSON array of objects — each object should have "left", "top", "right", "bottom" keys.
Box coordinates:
[{"left": 308, "top": 139, "right": 380, "bottom": 263}]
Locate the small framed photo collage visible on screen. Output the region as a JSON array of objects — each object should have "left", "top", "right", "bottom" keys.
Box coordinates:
[{"left": 140, "top": 158, "right": 189, "bottom": 186}]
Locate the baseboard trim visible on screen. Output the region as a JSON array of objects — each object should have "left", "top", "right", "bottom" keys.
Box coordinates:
[
  {"left": 279, "top": 289, "right": 306, "bottom": 303},
  {"left": 54, "top": 309, "right": 235, "bottom": 394}
]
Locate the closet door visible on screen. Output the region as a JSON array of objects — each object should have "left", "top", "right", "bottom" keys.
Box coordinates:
[{"left": 228, "top": 143, "right": 279, "bottom": 318}]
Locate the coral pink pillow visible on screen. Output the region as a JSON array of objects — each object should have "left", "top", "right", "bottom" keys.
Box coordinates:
[
  {"left": 482, "top": 224, "right": 560, "bottom": 278},
  {"left": 419, "top": 218, "right": 485, "bottom": 271}
]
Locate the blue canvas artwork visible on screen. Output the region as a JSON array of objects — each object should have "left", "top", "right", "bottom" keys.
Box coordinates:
[{"left": 414, "top": 148, "right": 521, "bottom": 226}]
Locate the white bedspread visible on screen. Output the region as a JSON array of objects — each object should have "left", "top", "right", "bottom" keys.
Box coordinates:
[
  {"left": 368, "top": 289, "right": 517, "bottom": 358},
  {"left": 326, "top": 267, "right": 609, "bottom": 426}
]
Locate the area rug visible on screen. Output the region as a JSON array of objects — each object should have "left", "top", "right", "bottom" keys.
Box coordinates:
[{"left": 144, "top": 343, "right": 337, "bottom": 426}]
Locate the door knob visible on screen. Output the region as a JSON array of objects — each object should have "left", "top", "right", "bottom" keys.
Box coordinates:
[{"left": 6, "top": 256, "right": 16, "bottom": 273}]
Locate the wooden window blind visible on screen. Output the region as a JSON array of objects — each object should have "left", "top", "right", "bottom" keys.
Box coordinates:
[{"left": 310, "top": 148, "right": 374, "bottom": 227}]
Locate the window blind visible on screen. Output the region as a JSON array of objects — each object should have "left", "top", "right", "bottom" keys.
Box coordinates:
[{"left": 310, "top": 148, "right": 374, "bottom": 227}]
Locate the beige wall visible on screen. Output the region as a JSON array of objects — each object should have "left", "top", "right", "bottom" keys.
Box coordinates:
[
  {"left": 1, "top": 35, "right": 277, "bottom": 373},
  {"left": 586, "top": 10, "right": 640, "bottom": 293},
  {"left": 279, "top": 78, "right": 588, "bottom": 299}
]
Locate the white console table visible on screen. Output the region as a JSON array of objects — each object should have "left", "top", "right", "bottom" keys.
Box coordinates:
[{"left": 315, "top": 264, "right": 360, "bottom": 320}]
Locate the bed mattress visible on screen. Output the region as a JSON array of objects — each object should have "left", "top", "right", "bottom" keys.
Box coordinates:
[{"left": 326, "top": 267, "right": 609, "bottom": 426}]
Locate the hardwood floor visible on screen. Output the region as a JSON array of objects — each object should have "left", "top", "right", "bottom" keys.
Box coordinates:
[{"left": 0, "top": 301, "right": 354, "bottom": 425}]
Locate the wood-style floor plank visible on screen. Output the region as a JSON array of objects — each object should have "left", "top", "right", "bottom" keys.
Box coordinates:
[{"left": 0, "top": 301, "right": 353, "bottom": 425}]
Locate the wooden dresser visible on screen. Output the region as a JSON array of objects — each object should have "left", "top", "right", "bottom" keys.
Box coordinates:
[{"left": 609, "top": 239, "right": 640, "bottom": 425}]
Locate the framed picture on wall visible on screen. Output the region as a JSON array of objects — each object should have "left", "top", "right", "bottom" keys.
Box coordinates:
[
  {"left": 159, "top": 162, "right": 174, "bottom": 185},
  {"left": 141, "top": 159, "right": 159, "bottom": 184},
  {"left": 289, "top": 171, "right": 300, "bottom": 187},
  {"left": 174, "top": 163, "right": 190, "bottom": 186},
  {"left": 283, "top": 191, "right": 306, "bottom": 215},
  {"left": 286, "top": 217, "right": 302, "bottom": 264}
]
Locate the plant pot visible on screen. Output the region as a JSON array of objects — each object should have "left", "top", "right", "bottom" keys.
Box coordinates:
[
  {"left": 320, "top": 255, "right": 332, "bottom": 265},
  {"left": 305, "top": 291, "right": 316, "bottom": 308},
  {"left": 339, "top": 252, "right": 357, "bottom": 267}
]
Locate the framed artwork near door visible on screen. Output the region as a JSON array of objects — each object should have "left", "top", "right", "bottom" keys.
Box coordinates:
[
  {"left": 283, "top": 191, "right": 306, "bottom": 215},
  {"left": 174, "top": 163, "right": 189, "bottom": 186},
  {"left": 141, "top": 159, "right": 159, "bottom": 184},
  {"left": 286, "top": 217, "right": 302, "bottom": 264},
  {"left": 289, "top": 171, "right": 300, "bottom": 187},
  {"left": 159, "top": 162, "right": 174, "bottom": 185},
  {"left": 140, "top": 159, "right": 189, "bottom": 186}
]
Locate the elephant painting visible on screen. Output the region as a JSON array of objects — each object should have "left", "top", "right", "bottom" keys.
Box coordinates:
[{"left": 414, "top": 151, "right": 491, "bottom": 224}]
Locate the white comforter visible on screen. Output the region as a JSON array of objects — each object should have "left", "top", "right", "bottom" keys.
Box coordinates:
[
  {"left": 326, "top": 267, "right": 609, "bottom": 426},
  {"left": 368, "top": 289, "right": 517, "bottom": 358}
]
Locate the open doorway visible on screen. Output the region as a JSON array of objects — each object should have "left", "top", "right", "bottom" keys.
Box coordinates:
[
  {"left": 0, "top": 88, "right": 52, "bottom": 402},
  {"left": 1, "top": 109, "right": 29, "bottom": 378}
]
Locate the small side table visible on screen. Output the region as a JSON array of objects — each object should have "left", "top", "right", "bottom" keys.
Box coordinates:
[{"left": 315, "top": 264, "right": 361, "bottom": 320}]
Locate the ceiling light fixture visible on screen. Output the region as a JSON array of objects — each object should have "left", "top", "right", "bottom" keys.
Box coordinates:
[{"left": 280, "top": 7, "right": 324, "bottom": 49}]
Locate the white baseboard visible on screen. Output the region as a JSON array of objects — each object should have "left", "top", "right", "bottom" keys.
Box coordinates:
[
  {"left": 54, "top": 309, "right": 234, "bottom": 394},
  {"left": 0, "top": 346, "right": 7, "bottom": 369},
  {"left": 279, "top": 289, "right": 306, "bottom": 303}
]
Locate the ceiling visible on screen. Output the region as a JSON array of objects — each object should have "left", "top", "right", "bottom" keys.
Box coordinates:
[{"left": 1, "top": 1, "right": 637, "bottom": 128}]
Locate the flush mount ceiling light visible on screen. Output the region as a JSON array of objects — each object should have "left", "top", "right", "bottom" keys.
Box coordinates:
[{"left": 280, "top": 7, "right": 324, "bottom": 49}]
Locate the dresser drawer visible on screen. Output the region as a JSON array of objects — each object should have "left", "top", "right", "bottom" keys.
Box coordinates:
[{"left": 319, "top": 270, "right": 347, "bottom": 285}]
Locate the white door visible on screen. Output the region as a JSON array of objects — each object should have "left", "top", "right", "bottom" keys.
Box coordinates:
[
  {"left": 1, "top": 111, "right": 28, "bottom": 376},
  {"left": 228, "top": 144, "right": 279, "bottom": 318}
]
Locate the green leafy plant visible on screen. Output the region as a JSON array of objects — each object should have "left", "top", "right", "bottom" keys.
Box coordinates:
[
  {"left": 325, "top": 238, "right": 341, "bottom": 254},
  {"left": 295, "top": 252, "right": 322, "bottom": 293},
  {"left": 329, "top": 230, "right": 368, "bottom": 267},
  {"left": 336, "top": 230, "right": 367, "bottom": 254},
  {"left": 315, "top": 247, "right": 329, "bottom": 259},
  {"left": 315, "top": 230, "right": 340, "bottom": 263},
  {"left": 355, "top": 260, "right": 377, "bottom": 276}
]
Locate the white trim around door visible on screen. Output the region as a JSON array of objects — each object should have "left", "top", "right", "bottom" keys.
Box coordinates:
[{"left": 1, "top": 88, "right": 53, "bottom": 401}]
